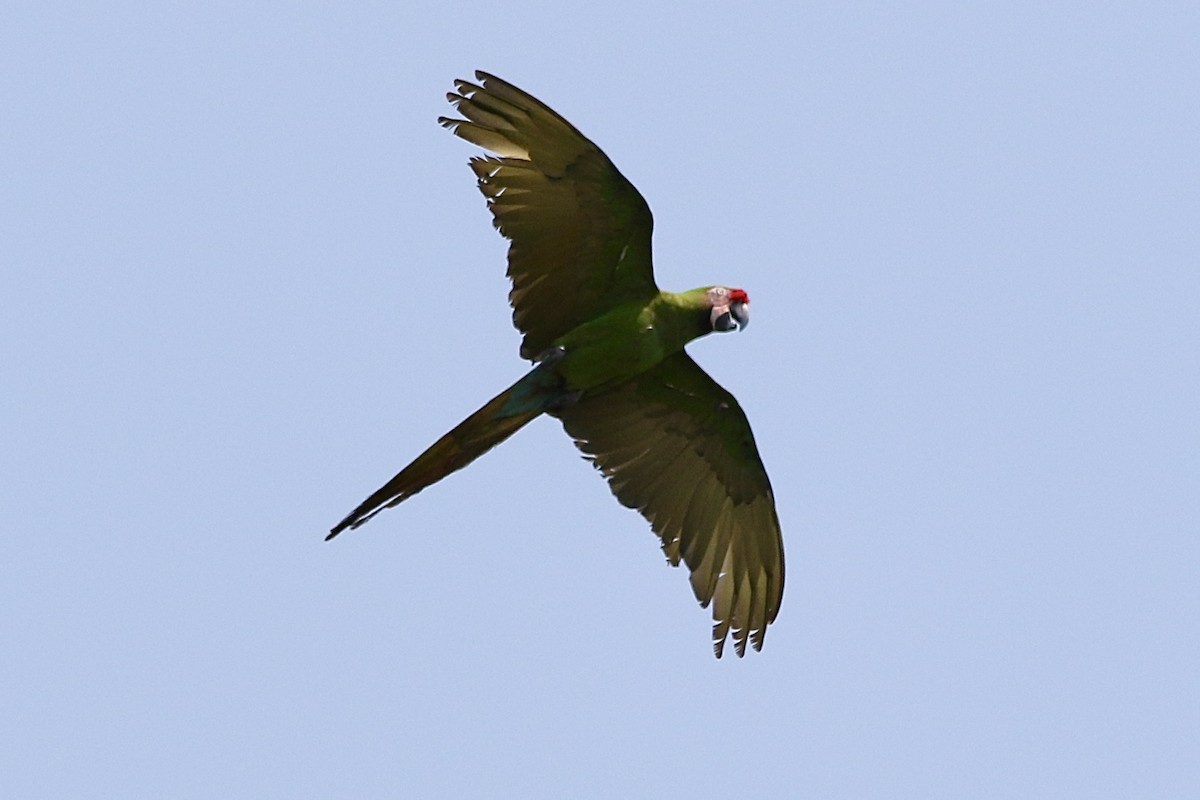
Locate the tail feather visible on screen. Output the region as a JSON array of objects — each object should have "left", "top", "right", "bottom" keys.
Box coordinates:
[{"left": 327, "top": 375, "right": 552, "bottom": 540}]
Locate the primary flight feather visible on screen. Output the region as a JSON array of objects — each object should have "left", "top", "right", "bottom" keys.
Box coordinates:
[{"left": 329, "top": 72, "right": 784, "bottom": 657}]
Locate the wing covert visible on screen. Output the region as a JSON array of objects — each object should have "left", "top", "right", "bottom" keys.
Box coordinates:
[
  {"left": 439, "top": 71, "right": 658, "bottom": 360},
  {"left": 552, "top": 352, "right": 785, "bottom": 657}
]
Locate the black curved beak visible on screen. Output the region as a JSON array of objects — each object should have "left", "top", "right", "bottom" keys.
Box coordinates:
[
  {"left": 730, "top": 300, "right": 750, "bottom": 330},
  {"left": 712, "top": 301, "right": 750, "bottom": 333}
]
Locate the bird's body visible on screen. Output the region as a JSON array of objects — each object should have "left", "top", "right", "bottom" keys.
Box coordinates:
[
  {"left": 555, "top": 290, "right": 714, "bottom": 390},
  {"left": 330, "top": 73, "right": 785, "bottom": 657}
]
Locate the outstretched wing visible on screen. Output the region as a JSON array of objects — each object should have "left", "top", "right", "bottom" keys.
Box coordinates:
[
  {"left": 440, "top": 71, "right": 659, "bottom": 360},
  {"left": 553, "top": 352, "right": 785, "bottom": 657}
]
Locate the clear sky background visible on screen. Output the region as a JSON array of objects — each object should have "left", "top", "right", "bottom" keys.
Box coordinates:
[{"left": 4, "top": 2, "right": 1197, "bottom": 797}]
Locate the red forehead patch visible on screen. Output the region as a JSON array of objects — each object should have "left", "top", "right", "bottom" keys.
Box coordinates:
[{"left": 729, "top": 288, "right": 749, "bottom": 304}]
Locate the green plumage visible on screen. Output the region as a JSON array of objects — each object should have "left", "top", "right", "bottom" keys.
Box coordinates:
[{"left": 330, "top": 73, "right": 784, "bottom": 658}]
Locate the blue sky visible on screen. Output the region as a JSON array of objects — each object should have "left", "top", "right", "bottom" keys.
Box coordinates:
[{"left": 4, "top": 1, "right": 1198, "bottom": 797}]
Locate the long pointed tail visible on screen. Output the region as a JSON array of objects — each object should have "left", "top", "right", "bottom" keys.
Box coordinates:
[{"left": 327, "top": 371, "right": 553, "bottom": 540}]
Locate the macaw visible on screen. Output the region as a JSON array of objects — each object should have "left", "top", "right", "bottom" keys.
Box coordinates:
[{"left": 329, "top": 72, "right": 784, "bottom": 657}]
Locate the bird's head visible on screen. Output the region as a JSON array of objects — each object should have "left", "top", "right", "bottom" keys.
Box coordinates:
[{"left": 706, "top": 286, "right": 750, "bottom": 333}]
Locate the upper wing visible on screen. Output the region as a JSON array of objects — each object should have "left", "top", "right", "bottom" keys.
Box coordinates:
[
  {"left": 439, "top": 71, "right": 659, "bottom": 360},
  {"left": 553, "top": 352, "right": 785, "bottom": 657}
]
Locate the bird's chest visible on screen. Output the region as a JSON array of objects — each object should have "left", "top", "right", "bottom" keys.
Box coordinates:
[{"left": 554, "top": 314, "right": 668, "bottom": 392}]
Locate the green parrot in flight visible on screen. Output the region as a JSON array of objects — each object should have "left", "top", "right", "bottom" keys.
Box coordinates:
[{"left": 329, "top": 71, "right": 784, "bottom": 657}]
